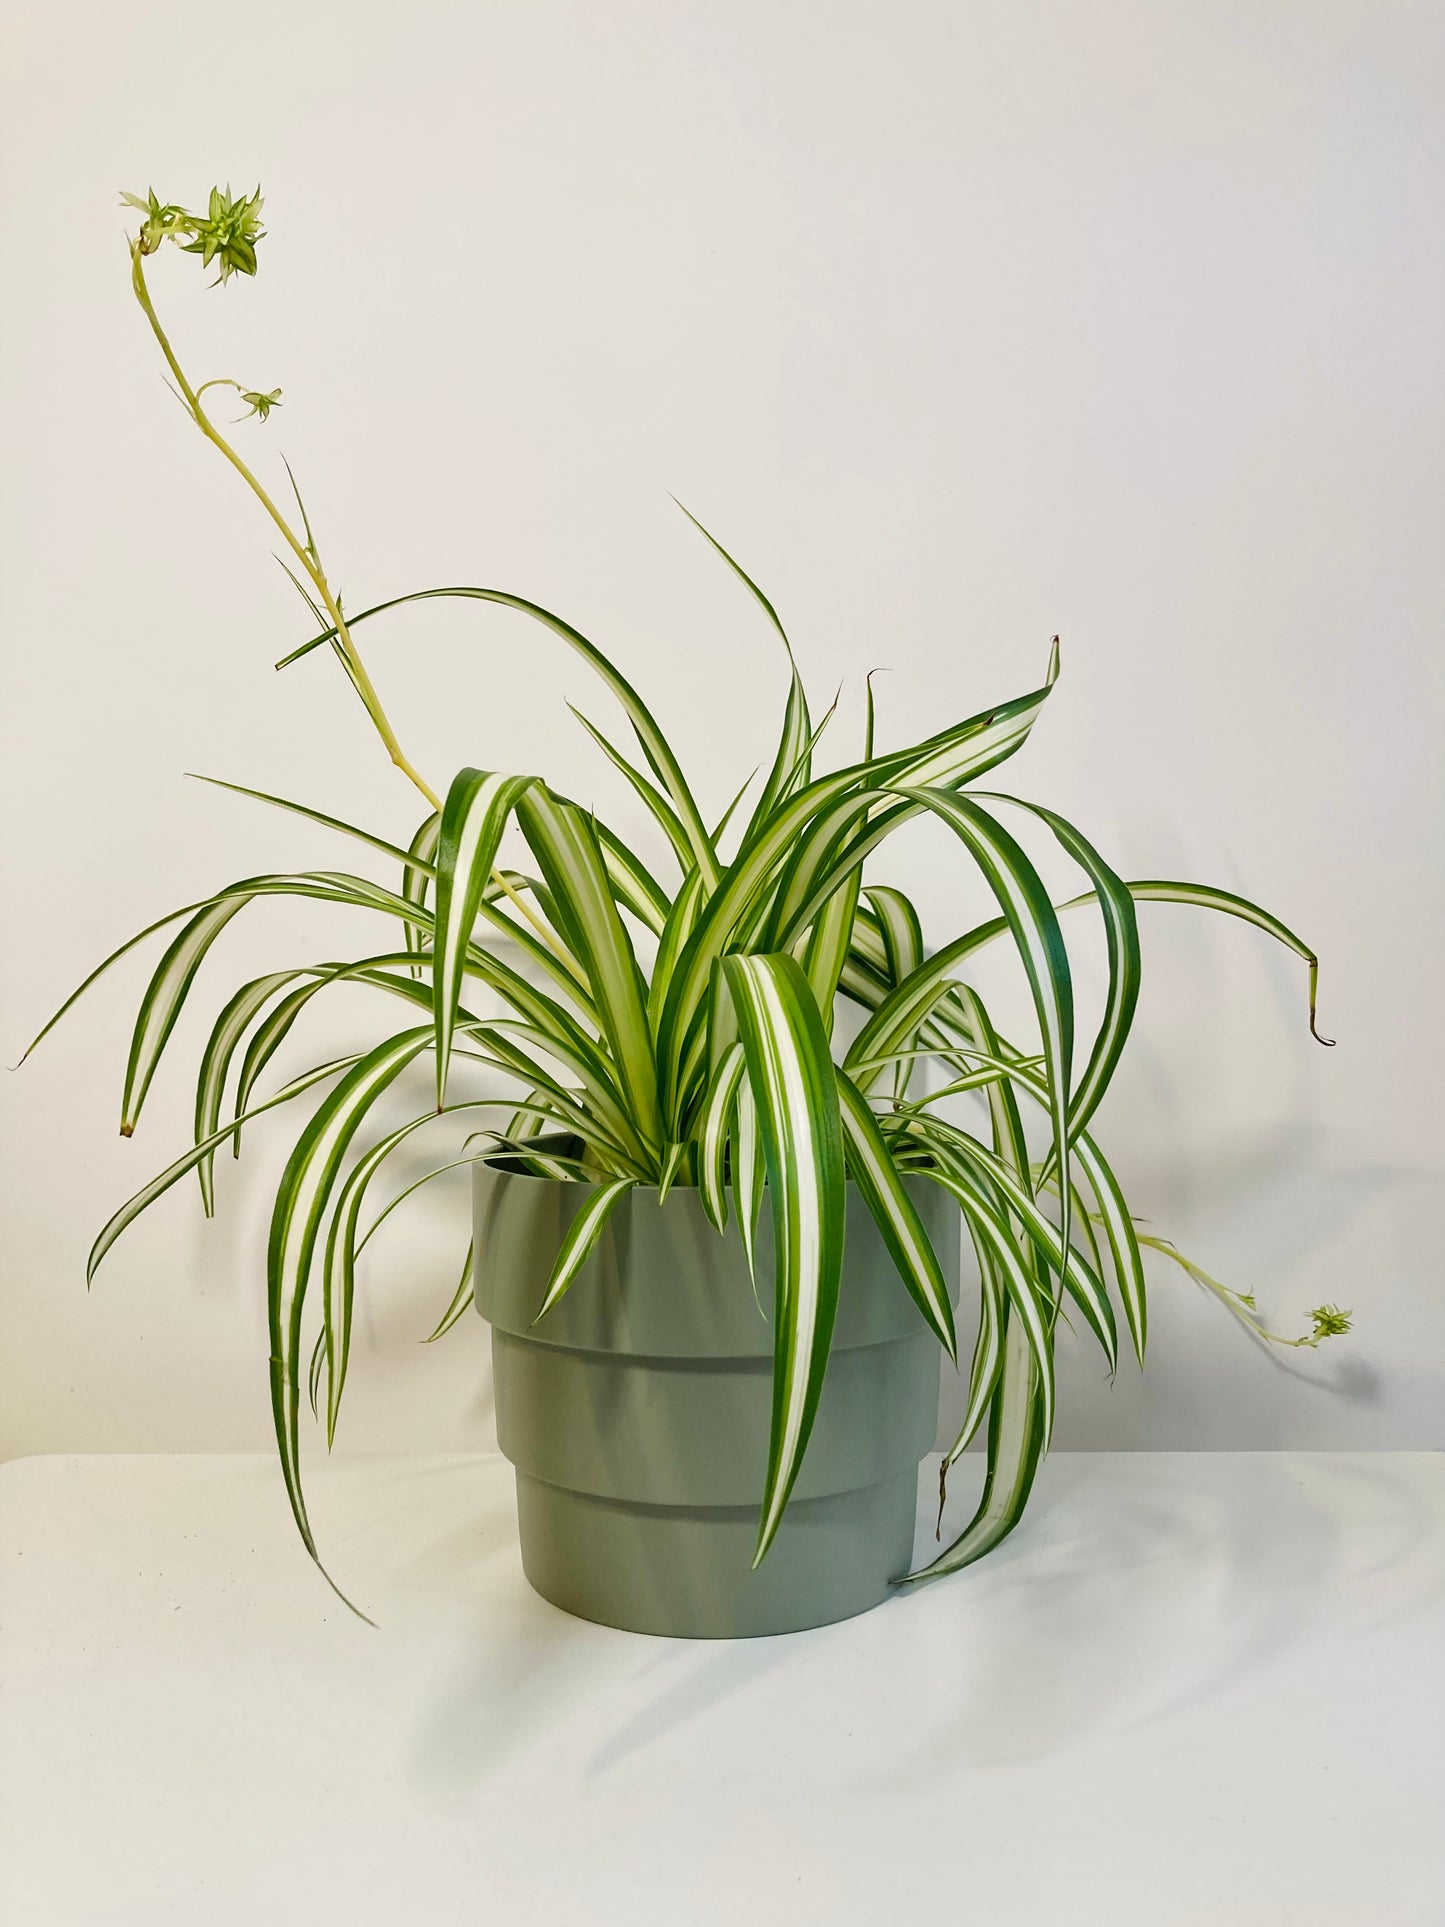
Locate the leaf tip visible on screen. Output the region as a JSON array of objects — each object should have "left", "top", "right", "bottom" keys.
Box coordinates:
[
  {"left": 750, "top": 1506, "right": 784, "bottom": 1571},
  {"left": 1306, "top": 958, "right": 1335, "bottom": 1046}
]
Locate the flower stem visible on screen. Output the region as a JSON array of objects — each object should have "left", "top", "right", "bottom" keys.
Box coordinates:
[
  {"left": 131, "top": 244, "right": 440, "bottom": 809},
  {"left": 128, "top": 243, "right": 577, "bottom": 973}
]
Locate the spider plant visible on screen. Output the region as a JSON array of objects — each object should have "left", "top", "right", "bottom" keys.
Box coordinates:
[{"left": 24, "top": 187, "right": 1350, "bottom": 1615}]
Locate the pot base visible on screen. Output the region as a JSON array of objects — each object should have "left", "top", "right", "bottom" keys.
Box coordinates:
[{"left": 513, "top": 1467, "right": 918, "bottom": 1638}]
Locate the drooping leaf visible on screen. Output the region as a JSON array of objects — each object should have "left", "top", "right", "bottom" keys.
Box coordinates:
[
  {"left": 1107, "top": 879, "right": 1333, "bottom": 1045},
  {"left": 122, "top": 899, "right": 248, "bottom": 1134},
  {"left": 321, "top": 1107, "right": 458, "bottom": 1442},
  {"left": 268, "top": 1028, "right": 433, "bottom": 1598},
  {"left": 901, "top": 1310, "right": 1046, "bottom": 1584},
  {"left": 801, "top": 873, "right": 862, "bottom": 1041},
  {"left": 28, "top": 866, "right": 441, "bottom": 1138},
  {"left": 940, "top": 1031, "right": 1150, "bottom": 1370},
  {"left": 892, "top": 788, "right": 1074, "bottom": 1268},
  {"left": 697, "top": 1038, "right": 746, "bottom": 1230},
  {"left": 423, "top": 1241, "right": 476, "bottom": 1344},
  {"left": 460, "top": 1024, "right": 643, "bottom": 1176},
  {"left": 732, "top": 1078, "right": 766, "bottom": 1284},
  {"left": 477, "top": 1018, "right": 647, "bottom": 1172},
  {"left": 647, "top": 864, "right": 707, "bottom": 1037},
  {"left": 862, "top": 884, "right": 923, "bottom": 988},
  {"left": 402, "top": 811, "right": 440, "bottom": 979},
  {"left": 432, "top": 768, "right": 535, "bottom": 1105},
  {"left": 89, "top": 1054, "right": 361, "bottom": 1283},
  {"left": 278, "top": 584, "right": 718, "bottom": 883},
  {"left": 532, "top": 1177, "right": 635, "bottom": 1323},
  {"left": 1071, "top": 1130, "right": 1148, "bottom": 1367},
  {"left": 922, "top": 1167, "right": 1055, "bottom": 1445},
  {"left": 517, "top": 786, "right": 663, "bottom": 1160},
  {"left": 979, "top": 792, "right": 1140, "bottom": 1147},
  {"left": 766, "top": 648, "right": 1062, "bottom": 946},
  {"left": 193, "top": 967, "right": 308, "bottom": 1210},
  {"left": 896, "top": 1110, "right": 1116, "bottom": 1370},
  {"left": 720, "top": 952, "right": 846, "bottom": 1567},
  {"left": 592, "top": 820, "right": 670, "bottom": 935},
  {"left": 843, "top": 920, "right": 1010, "bottom": 1094},
  {"left": 20, "top": 898, "right": 218, "bottom": 1068},
  {"left": 835, "top": 1070, "right": 956, "bottom": 1358},
  {"left": 947, "top": 1232, "right": 1005, "bottom": 1465},
  {"left": 656, "top": 1141, "right": 689, "bottom": 1203}
]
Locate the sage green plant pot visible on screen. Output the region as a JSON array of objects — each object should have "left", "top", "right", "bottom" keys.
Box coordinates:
[{"left": 473, "top": 1156, "right": 958, "bottom": 1639}]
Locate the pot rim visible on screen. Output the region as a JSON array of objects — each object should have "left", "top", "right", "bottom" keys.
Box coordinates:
[{"left": 478, "top": 1133, "right": 938, "bottom": 1194}]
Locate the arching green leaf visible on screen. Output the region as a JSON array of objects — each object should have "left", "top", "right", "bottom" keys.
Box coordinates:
[
  {"left": 432, "top": 768, "right": 535, "bottom": 1105},
  {"left": 532, "top": 1178, "right": 635, "bottom": 1323},
  {"left": 720, "top": 952, "right": 845, "bottom": 1567}
]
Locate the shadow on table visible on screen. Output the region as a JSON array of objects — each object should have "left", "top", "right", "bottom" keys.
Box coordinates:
[
  {"left": 875, "top": 1451, "right": 1441, "bottom": 1774},
  {"left": 407, "top": 1452, "right": 1442, "bottom": 1790},
  {"left": 407, "top": 1563, "right": 803, "bottom": 1795}
]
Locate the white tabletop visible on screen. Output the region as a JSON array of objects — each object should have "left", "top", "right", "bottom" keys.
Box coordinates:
[{"left": 2, "top": 1449, "right": 1441, "bottom": 1927}]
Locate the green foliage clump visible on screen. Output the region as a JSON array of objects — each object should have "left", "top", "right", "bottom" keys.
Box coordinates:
[{"left": 24, "top": 187, "right": 1346, "bottom": 1615}]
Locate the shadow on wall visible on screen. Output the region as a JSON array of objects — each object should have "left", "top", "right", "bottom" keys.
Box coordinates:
[{"left": 936, "top": 1142, "right": 1440, "bottom": 1453}]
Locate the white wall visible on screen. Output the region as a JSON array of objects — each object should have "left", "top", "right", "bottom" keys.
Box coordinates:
[{"left": 2, "top": 0, "right": 1441, "bottom": 1464}]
